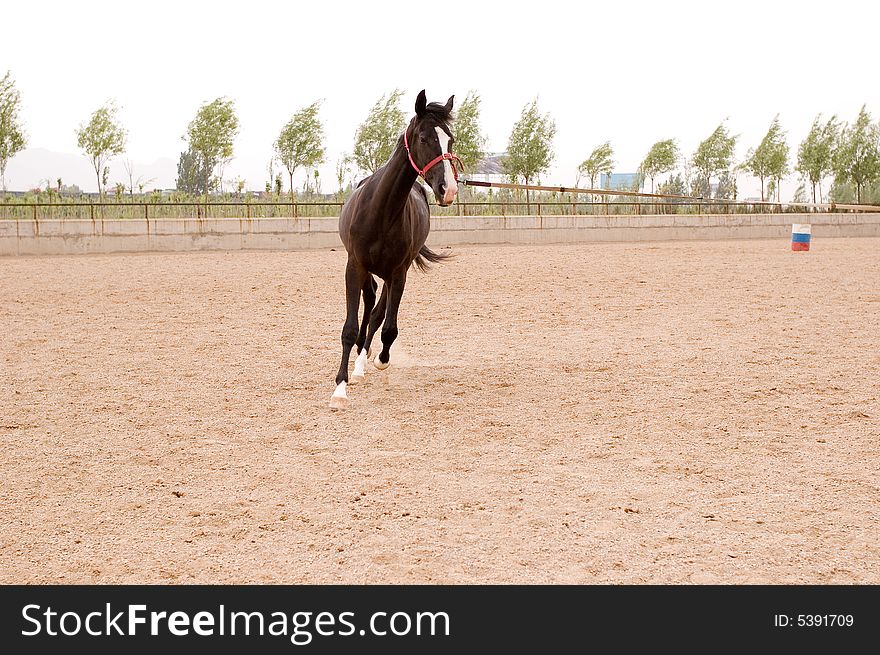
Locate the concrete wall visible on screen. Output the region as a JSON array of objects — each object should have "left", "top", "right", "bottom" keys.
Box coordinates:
[{"left": 1, "top": 213, "right": 879, "bottom": 256}]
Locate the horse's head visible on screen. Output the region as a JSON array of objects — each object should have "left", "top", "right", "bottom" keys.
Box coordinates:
[{"left": 404, "top": 90, "right": 460, "bottom": 207}]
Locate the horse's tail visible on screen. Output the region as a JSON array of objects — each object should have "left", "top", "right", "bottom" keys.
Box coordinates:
[{"left": 413, "top": 245, "right": 452, "bottom": 272}]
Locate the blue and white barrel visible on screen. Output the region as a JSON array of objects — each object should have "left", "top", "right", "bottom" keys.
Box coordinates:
[{"left": 791, "top": 224, "right": 811, "bottom": 251}]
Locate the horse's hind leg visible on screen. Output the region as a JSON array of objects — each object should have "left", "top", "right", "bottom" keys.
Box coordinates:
[
  {"left": 363, "top": 283, "right": 388, "bottom": 361},
  {"left": 351, "top": 276, "right": 377, "bottom": 382},
  {"left": 331, "top": 257, "right": 368, "bottom": 409}
]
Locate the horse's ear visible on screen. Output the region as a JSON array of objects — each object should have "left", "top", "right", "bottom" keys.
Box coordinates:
[
  {"left": 415, "top": 90, "right": 427, "bottom": 117},
  {"left": 445, "top": 95, "right": 455, "bottom": 112}
]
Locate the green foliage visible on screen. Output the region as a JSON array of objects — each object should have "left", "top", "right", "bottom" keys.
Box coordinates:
[
  {"left": 578, "top": 142, "right": 614, "bottom": 189},
  {"left": 335, "top": 155, "right": 351, "bottom": 194},
  {"left": 832, "top": 105, "right": 880, "bottom": 204},
  {"left": 503, "top": 99, "right": 556, "bottom": 186},
  {"left": 176, "top": 146, "right": 211, "bottom": 195},
  {"left": 744, "top": 115, "right": 789, "bottom": 201},
  {"left": 639, "top": 139, "right": 679, "bottom": 192},
  {"left": 0, "top": 70, "right": 27, "bottom": 193},
  {"left": 797, "top": 114, "right": 839, "bottom": 203},
  {"left": 352, "top": 90, "right": 406, "bottom": 174},
  {"left": 185, "top": 97, "right": 239, "bottom": 197},
  {"left": 691, "top": 122, "right": 737, "bottom": 197},
  {"left": 453, "top": 91, "right": 487, "bottom": 171},
  {"left": 716, "top": 171, "right": 737, "bottom": 200},
  {"left": 829, "top": 179, "right": 880, "bottom": 205},
  {"left": 658, "top": 173, "right": 686, "bottom": 196},
  {"left": 75, "top": 101, "right": 126, "bottom": 196},
  {"left": 274, "top": 100, "right": 325, "bottom": 195}
]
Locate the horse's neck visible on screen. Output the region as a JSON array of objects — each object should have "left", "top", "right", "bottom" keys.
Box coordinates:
[{"left": 373, "top": 141, "right": 418, "bottom": 226}]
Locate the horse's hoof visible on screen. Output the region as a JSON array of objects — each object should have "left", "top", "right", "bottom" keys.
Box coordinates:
[
  {"left": 329, "top": 381, "right": 348, "bottom": 409},
  {"left": 351, "top": 373, "right": 365, "bottom": 383},
  {"left": 329, "top": 395, "right": 349, "bottom": 410},
  {"left": 373, "top": 355, "right": 390, "bottom": 371}
]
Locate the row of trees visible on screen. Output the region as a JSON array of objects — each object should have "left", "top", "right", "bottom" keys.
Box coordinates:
[
  {"left": 571, "top": 110, "right": 880, "bottom": 205},
  {"left": 2, "top": 69, "right": 879, "bottom": 204}
]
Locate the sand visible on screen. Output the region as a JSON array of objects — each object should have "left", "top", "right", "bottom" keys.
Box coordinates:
[{"left": 1, "top": 238, "right": 878, "bottom": 584}]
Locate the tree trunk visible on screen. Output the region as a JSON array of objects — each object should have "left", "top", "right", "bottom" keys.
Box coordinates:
[
  {"left": 760, "top": 177, "right": 765, "bottom": 202},
  {"left": 811, "top": 181, "right": 816, "bottom": 204},
  {"left": 290, "top": 171, "right": 294, "bottom": 198},
  {"left": 857, "top": 182, "right": 861, "bottom": 204},
  {"left": 525, "top": 179, "right": 531, "bottom": 214}
]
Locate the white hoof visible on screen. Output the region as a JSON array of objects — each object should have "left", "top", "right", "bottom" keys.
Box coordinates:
[
  {"left": 373, "top": 353, "right": 390, "bottom": 370},
  {"left": 329, "top": 381, "right": 349, "bottom": 409}
]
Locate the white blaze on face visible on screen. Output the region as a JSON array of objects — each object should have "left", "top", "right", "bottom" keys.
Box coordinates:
[{"left": 435, "top": 126, "right": 458, "bottom": 204}]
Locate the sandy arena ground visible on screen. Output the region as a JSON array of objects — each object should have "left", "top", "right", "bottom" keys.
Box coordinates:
[{"left": 1, "top": 238, "right": 878, "bottom": 584}]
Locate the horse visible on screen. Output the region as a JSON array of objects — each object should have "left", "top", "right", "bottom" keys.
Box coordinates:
[{"left": 330, "top": 90, "right": 461, "bottom": 409}]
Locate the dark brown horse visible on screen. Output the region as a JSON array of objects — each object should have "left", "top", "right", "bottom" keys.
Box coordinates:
[{"left": 330, "top": 90, "right": 460, "bottom": 408}]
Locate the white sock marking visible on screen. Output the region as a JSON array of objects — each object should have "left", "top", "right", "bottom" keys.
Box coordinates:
[
  {"left": 353, "top": 349, "right": 367, "bottom": 378},
  {"left": 332, "top": 381, "right": 347, "bottom": 399}
]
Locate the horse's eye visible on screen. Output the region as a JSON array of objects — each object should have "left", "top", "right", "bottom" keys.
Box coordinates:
[{"left": 419, "top": 136, "right": 427, "bottom": 144}]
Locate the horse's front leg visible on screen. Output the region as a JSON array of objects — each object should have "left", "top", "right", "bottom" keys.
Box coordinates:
[
  {"left": 351, "top": 275, "right": 377, "bottom": 382},
  {"left": 331, "top": 257, "right": 367, "bottom": 409},
  {"left": 374, "top": 269, "right": 407, "bottom": 370}
]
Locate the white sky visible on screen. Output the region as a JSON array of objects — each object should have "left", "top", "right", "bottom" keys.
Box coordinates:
[{"left": 2, "top": 0, "right": 878, "bottom": 199}]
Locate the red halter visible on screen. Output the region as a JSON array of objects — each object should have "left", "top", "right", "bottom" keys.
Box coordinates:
[{"left": 404, "top": 126, "right": 463, "bottom": 181}]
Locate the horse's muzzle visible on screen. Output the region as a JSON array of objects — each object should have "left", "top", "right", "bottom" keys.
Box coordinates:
[{"left": 441, "top": 183, "right": 458, "bottom": 206}]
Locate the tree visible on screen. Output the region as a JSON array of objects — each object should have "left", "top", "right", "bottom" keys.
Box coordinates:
[
  {"left": 578, "top": 142, "right": 614, "bottom": 189},
  {"left": 76, "top": 102, "right": 126, "bottom": 196},
  {"left": 658, "top": 173, "right": 686, "bottom": 196},
  {"left": 833, "top": 105, "right": 880, "bottom": 204},
  {"left": 123, "top": 159, "right": 136, "bottom": 197},
  {"left": 176, "top": 146, "right": 210, "bottom": 195},
  {"left": 797, "top": 114, "right": 839, "bottom": 204},
  {"left": 335, "top": 155, "right": 351, "bottom": 194},
  {"left": 0, "top": 71, "right": 27, "bottom": 193},
  {"left": 639, "top": 139, "right": 679, "bottom": 193},
  {"left": 274, "top": 100, "right": 326, "bottom": 196},
  {"left": 691, "top": 122, "right": 737, "bottom": 198},
  {"left": 503, "top": 99, "right": 556, "bottom": 208},
  {"left": 453, "top": 91, "right": 487, "bottom": 172},
  {"left": 352, "top": 90, "right": 406, "bottom": 174},
  {"left": 744, "top": 115, "right": 788, "bottom": 202},
  {"left": 185, "top": 97, "right": 239, "bottom": 198}
]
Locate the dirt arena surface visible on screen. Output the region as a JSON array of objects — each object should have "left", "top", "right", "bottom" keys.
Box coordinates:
[{"left": 1, "top": 238, "right": 878, "bottom": 584}]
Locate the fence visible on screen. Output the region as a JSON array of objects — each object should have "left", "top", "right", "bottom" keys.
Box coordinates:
[{"left": 0, "top": 199, "right": 862, "bottom": 222}]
